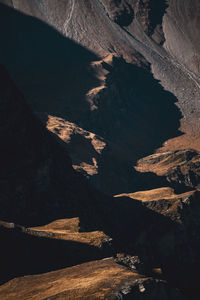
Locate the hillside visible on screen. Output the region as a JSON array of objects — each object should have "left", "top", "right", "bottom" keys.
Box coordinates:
[{"left": 1, "top": 1, "right": 200, "bottom": 299}]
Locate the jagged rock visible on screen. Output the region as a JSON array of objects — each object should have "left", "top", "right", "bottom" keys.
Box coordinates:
[
  {"left": 115, "top": 253, "right": 147, "bottom": 274},
  {"left": 136, "top": 149, "right": 200, "bottom": 190},
  {"left": 100, "top": 0, "right": 135, "bottom": 26},
  {"left": 115, "top": 186, "right": 200, "bottom": 296}
]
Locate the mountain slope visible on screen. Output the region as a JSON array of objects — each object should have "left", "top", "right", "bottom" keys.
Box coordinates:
[
  {"left": 1, "top": 1, "right": 200, "bottom": 195},
  {"left": 1, "top": 1, "right": 200, "bottom": 299}
]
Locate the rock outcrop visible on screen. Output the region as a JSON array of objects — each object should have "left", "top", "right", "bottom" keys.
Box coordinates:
[
  {"left": 0, "top": 258, "right": 184, "bottom": 300},
  {"left": 136, "top": 149, "right": 200, "bottom": 191}
]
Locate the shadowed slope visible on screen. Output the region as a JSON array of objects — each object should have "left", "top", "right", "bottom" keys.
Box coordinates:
[
  {"left": 2, "top": 0, "right": 200, "bottom": 148},
  {"left": 0, "top": 223, "right": 109, "bottom": 285},
  {"left": 53, "top": 56, "right": 183, "bottom": 194},
  {"left": 0, "top": 3, "right": 183, "bottom": 195},
  {"left": 0, "top": 3, "right": 100, "bottom": 120},
  {"left": 0, "top": 64, "right": 115, "bottom": 228},
  {"left": 0, "top": 65, "right": 200, "bottom": 298}
]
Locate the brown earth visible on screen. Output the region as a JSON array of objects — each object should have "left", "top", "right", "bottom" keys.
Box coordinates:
[
  {"left": 136, "top": 149, "right": 200, "bottom": 190},
  {"left": 29, "top": 218, "right": 110, "bottom": 247},
  {"left": 0, "top": 258, "right": 183, "bottom": 300},
  {"left": 115, "top": 187, "right": 194, "bottom": 202}
]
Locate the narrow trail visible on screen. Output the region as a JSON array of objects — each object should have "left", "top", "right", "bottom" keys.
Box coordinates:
[{"left": 64, "top": 0, "right": 75, "bottom": 33}]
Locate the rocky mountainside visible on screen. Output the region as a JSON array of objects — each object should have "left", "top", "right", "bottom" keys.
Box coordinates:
[
  {"left": 1, "top": 1, "right": 200, "bottom": 299},
  {"left": 0, "top": 64, "right": 190, "bottom": 299},
  {"left": 0, "top": 64, "right": 106, "bottom": 226},
  {"left": 0, "top": 0, "right": 200, "bottom": 194}
]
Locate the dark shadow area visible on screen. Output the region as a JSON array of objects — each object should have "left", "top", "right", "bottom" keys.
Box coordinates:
[
  {"left": 79, "top": 57, "right": 183, "bottom": 194},
  {"left": 148, "top": 0, "right": 168, "bottom": 34},
  {"left": 115, "top": 3, "right": 134, "bottom": 27},
  {"left": 0, "top": 3, "right": 100, "bottom": 119},
  {"left": 0, "top": 59, "right": 198, "bottom": 297},
  {"left": 130, "top": 170, "right": 194, "bottom": 194},
  {"left": 95, "top": 57, "right": 182, "bottom": 159},
  {"left": 0, "top": 3, "right": 184, "bottom": 195},
  {"left": 102, "top": 193, "right": 200, "bottom": 300},
  {"left": 0, "top": 224, "right": 110, "bottom": 285},
  {"left": 36, "top": 55, "right": 184, "bottom": 195},
  {"left": 104, "top": 1, "right": 134, "bottom": 27},
  {"left": 1, "top": 189, "right": 200, "bottom": 299}
]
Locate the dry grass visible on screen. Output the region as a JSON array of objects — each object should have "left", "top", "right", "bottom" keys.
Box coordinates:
[
  {"left": 73, "top": 158, "right": 98, "bottom": 175},
  {"left": 158, "top": 121, "right": 200, "bottom": 153},
  {"left": 135, "top": 148, "right": 200, "bottom": 177},
  {"left": 115, "top": 187, "right": 194, "bottom": 202},
  {"left": 47, "top": 115, "right": 106, "bottom": 154},
  {"left": 29, "top": 218, "right": 109, "bottom": 247},
  {"left": 135, "top": 151, "right": 182, "bottom": 176},
  {"left": 0, "top": 258, "right": 143, "bottom": 300},
  {"left": 115, "top": 187, "right": 195, "bottom": 222},
  {"left": 46, "top": 115, "right": 106, "bottom": 176}
]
